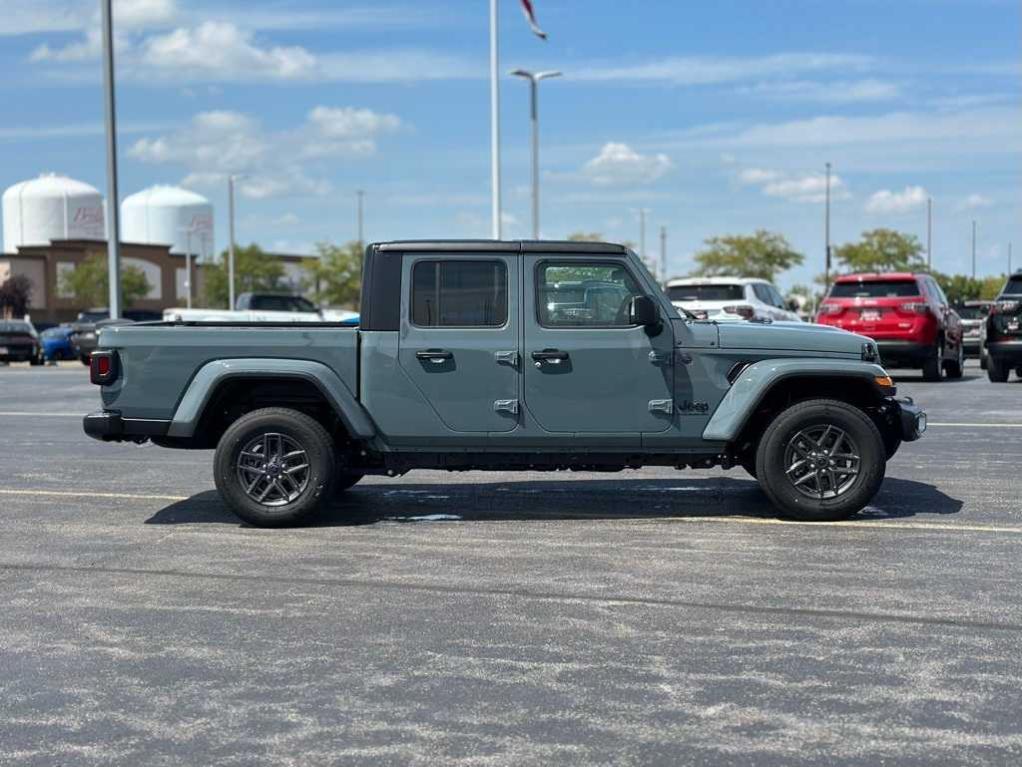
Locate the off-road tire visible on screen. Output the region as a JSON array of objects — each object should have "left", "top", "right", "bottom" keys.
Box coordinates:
[
  {"left": 755, "top": 399, "right": 886, "bottom": 522},
  {"left": 987, "top": 356, "right": 1009, "bottom": 383},
  {"left": 214, "top": 407, "right": 335, "bottom": 527}
]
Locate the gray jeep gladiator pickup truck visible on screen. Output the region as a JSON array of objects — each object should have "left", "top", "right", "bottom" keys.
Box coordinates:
[{"left": 84, "top": 240, "right": 926, "bottom": 527}]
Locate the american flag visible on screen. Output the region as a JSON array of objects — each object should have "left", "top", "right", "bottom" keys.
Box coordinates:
[{"left": 519, "top": 0, "right": 547, "bottom": 39}]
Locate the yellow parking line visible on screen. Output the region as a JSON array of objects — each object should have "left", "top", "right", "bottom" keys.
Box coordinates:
[
  {"left": 666, "top": 516, "right": 1022, "bottom": 534},
  {"left": 928, "top": 422, "right": 1022, "bottom": 428},
  {"left": 1, "top": 488, "right": 1020, "bottom": 535},
  {"left": 0, "top": 488, "right": 188, "bottom": 502}
]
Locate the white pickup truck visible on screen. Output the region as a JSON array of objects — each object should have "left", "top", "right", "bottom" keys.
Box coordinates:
[{"left": 163, "top": 292, "right": 358, "bottom": 324}]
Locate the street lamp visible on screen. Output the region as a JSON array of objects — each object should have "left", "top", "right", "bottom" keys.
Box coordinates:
[
  {"left": 509, "top": 68, "right": 561, "bottom": 239},
  {"left": 227, "top": 174, "right": 246, "bottom": 310}
]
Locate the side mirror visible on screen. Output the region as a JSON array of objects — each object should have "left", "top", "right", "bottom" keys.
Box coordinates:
[{"left": 629, "top": 295, "right": 660, "bottom": 330}]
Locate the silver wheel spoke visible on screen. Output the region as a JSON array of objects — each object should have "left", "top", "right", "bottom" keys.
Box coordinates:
[
  {"left": 237, "top": 431, "right": 311, "bottom": 508},
  {"left": 784, "top": 423, "right": 862, "bottom": 500}
]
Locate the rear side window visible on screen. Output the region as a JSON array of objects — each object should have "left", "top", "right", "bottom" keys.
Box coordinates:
[
  {"left": 411, "top": 260, "right": 507, "bottom": 327},
  {"left": 829, "top": 280, "right": 921, "bottom": 298},
  {"left": 666, "top": 284, "right": 744, "bottom": 302},
  {"left": 1003, "top": 276, "right": 1022, "bottom": 296}
]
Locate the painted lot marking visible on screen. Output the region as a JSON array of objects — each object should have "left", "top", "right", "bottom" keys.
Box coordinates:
[
  {"left": 2, "top": 488, "right": 1022, "bottom": 536},
  {"left": 0, "top": 412, "right": 85, "bottom": 417}
]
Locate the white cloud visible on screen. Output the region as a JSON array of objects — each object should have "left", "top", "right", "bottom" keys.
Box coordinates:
[
  {"left": 582, "top": 143, "right": 674, "bottom": 187},
  {"left": 763, "top": 173, "right": 848, "bottom": 204},
  {"left": 574, "top": 53, "right": 873, "bottom": 85},
  {"left": 272, "top": 213, "right": 301, "bottom": 226},
  {"left": 959, "top": 193, "right": 994, "bottom": 210},
  {"left": 738, "top": 168, "right": 782, "bottom": 185},
  {"left": 738, "top": 167, "right": 848, "bottom": 204},
  {"left": 865, "top": 186, "right": 929, "bottom": 214},
  {"left": 140, "top": 21, "right": 317, "bottom": 80},
  {"left": 739, "top": 78, "right": 900, "bottom": 103},
  {"left": 129, "top": 105, "right": 402, "bottom": 199}
]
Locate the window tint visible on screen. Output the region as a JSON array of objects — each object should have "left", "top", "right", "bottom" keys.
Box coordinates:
[
  {"left": 769, "top": 286, "right": 787, "bottom": 309},
  {"left": 955, "top": 304, "right": 990, "bottom": 319},
  {"left": 930, "top": 279, "right": 949, "bottom": 306},
  {"left": 538, "top": 262, "right": 644, "bottom": 327},
  {"left": 411, "top": 260, "right": 507, "bottom": 327},
  {"left": 666, "top": 284, "right": 744, "bottom": 302},
  {"left": 752, "top": 284, "right": 773, "bottom": 305},
  {"left": 0, "top": 321, "right": 31, "bottom": 333},
  {"left": 829, "top": 280, "right": 921, "bottom": 298}
]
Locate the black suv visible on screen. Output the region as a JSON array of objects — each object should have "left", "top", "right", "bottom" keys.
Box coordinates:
[{"left": 985, "top": 271, "right": 1022, "bottom": 382}]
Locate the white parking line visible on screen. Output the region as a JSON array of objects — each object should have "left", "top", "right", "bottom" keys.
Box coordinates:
[
  {"left": 0, "top": 411, "right": 84, "bottom": 417},
  {"left": 928, "top": 422, "right": 1022, "bottom": 428}
]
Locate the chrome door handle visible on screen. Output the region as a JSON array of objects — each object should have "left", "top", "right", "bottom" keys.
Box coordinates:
[{"left": 416, "top": 349, "right": 453, "bottom": 364}]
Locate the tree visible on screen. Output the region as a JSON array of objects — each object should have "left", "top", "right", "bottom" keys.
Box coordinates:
[
  {"left": 59, "top": 254, "right": 151, "bottom": 308},
  {"left": 0, "top": 275, "right": 33, "bottom": 318},
  {"left": 693, "top": 230, "right": 803, "bottom": 282},
  {"left": 933, "top": 272, "right": 1006, "bottom": 303},
  {"left": 833, "top": 229, "right": 925, "bottom": 274},
  {"left": 303, "top": 241, "right": 363, "bottom": 310},
  {"left": 202, "top": 244, "right": 287, "bottom": 308},
  {"left": 567, "top": 232, "right": 605, "bottom": 242}
]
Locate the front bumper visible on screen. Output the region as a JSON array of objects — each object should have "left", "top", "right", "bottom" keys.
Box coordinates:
[
  {"left": 83, "top": 410, "right": 170, "bottom": 442},
  {"left": 894, "top": 398, "right": 927, "bottom": 442}
]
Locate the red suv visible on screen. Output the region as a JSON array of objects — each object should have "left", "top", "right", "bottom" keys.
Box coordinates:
[{"left": 816, "top": 273, "right": 964, "bottom": 381}]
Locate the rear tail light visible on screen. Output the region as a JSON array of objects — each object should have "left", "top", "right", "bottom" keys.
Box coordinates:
[
  {"left": 899, "top": 302, "right": 930, "bottom": 315},
  {"left": 723, "top": 304, "right": 755, "bottom": 320},
  {"left": 90, "top": 350, "right": 119, "bottom": 385},
  {"left": 817, "top": 303, "right": 843, "bottom": 316}
]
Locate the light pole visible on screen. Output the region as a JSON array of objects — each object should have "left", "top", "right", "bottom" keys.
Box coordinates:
[
  {"left": 178, "top": 224, "right": 204, "bottom": 309},
  {"left": 659, "top": 225, "right": 667, "bottom": 283},
  {"left": 639, "top": 208, "right": 647, "bottom": 264},
  {"left": 490, "top": 0, "right": 501, "bottom": 240},
  {"left": 926, "top": 197, "right": 932, "bottom": 270},
  {"left": 100, "top": 0, "right": 121, "bottom": 319},
  {"left": 510, "top": 69, "right": 561, "bottom": 239},
  {"left": 824, "top": 162, "right": 832, "bottom": 289},
  {"left": 227, "top": 174, "right": 239, "bottom": 310},
  {"left": 972, "top": 220, "right": 977, "bottom": 279}
]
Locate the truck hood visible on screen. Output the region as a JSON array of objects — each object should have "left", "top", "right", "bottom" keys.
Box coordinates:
[{"left": 717, "top": 320, "right": 870, "bottom": 356}]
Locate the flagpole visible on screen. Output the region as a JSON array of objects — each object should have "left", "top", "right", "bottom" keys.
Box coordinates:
[{"left": 489, "top": 0, "right": 502, "bottom": 240}]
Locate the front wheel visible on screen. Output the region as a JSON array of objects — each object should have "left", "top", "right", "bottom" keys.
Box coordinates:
[
  {"left": 987, "top": 356, "right": 1009, "bottom": 383},
  {"left": 755, "top": 399, "right": 886, "bottom": 522},
  {"left": 214, "top": 407, "right": 336, "bottom": 527}
]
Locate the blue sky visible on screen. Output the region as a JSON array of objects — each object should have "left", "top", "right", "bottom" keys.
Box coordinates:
[{"left": 2, "top": 0, "right": 1019, "bottom": 288}]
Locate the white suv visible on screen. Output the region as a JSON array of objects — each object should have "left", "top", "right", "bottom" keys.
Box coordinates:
[{"left": 665, "top": 277, "right": 802, "bottom": 323}]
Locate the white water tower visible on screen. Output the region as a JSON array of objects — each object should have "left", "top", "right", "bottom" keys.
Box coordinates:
[
  {"left": 2, "top": 173, "right": 105, "bottom": 253},
  {"left": 121, "top": 185, "right": 215, "bottom": 259}
]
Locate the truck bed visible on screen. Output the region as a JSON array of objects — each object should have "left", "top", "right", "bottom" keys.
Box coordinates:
[{"left": 98, "top": 323, "right": 360, "bottom": 420}]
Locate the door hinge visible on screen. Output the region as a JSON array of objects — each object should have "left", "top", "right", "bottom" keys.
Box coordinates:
[
  {"left": 494, "top": 350, "right": 519, "bottom": 368},
  {"left": 648, "top": 399, "right": 674, "bottom": 414},
  {"left": 494, "top": 399, "right": 520, "bottom": 414}
]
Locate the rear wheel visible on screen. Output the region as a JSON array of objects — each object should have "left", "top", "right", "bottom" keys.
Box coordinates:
[
  {"left": 944, "top": 341, "right": 964, "bottom": 379},
  {"left": 755, "top": 399, "right": 886, "bottom": 522},
  {"left": 987, "top": 356, "right": 1009, "bottom": 383},
  {"left": 214, "top": 407, "right": 335, "bottom": 527},
  {"left": 921, "top": 339, "right": 943, "bottom": 381}
]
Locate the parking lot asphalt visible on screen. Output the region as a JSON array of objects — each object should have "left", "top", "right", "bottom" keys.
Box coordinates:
[{"left": 1, "top": 362, "right": 1020, "bottom": 766}]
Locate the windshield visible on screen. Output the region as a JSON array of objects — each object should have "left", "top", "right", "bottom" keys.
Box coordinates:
[
  {"left": 955, "top": 305, "right": 989, "bottom": 320},
  {"left": 1002, "top": 276, "right": 1022, "bottom": 296},
  {"left": 829, "top": 280, "right": 920, "bottom": 298},
  {"left": 667, "top": 284, "right": 744, "bottom": 302},
  {"left": 0, "top": 321, "right": 33, "bottom": 334}
]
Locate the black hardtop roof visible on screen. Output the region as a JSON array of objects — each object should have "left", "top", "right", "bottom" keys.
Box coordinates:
[{"left": 372, "top": 239, "right": 628, "bottom": 254}]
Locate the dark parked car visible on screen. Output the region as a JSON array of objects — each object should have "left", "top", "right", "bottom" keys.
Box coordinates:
[
  {"left": 985, "top": 272, "right": 1022, "bottom": 383},
  {"left": 72, "top": 318, "right": 135, "bottom": 364},
  {"left": 816, "top": 272, "right": 964, "bottom": 381},
  {"left": 40, "top": 325, "right": 78, "bottom": 361},
  {"left": 953, "top": 300, "right": 992, "bottom": 357},
  {"left": 0, "top": 319, "right": 44, "bottom": 365}
]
